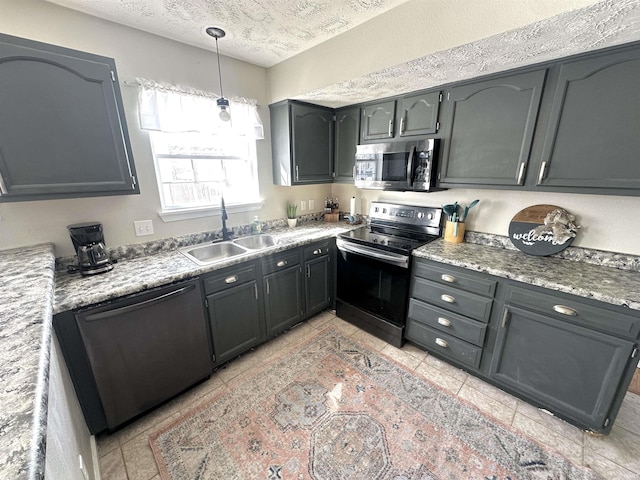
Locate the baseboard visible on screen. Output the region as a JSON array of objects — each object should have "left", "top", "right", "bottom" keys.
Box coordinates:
[{"left": 90, "top": 435, "right": 101, "bottom": 480}]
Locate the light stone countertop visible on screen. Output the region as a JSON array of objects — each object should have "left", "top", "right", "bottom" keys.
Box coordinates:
[
  {"left": 414, "top": 239, "right": 640, "bottom": 311},
  {"left": 0, "top": 243, "right": 56, "bottom": 480}
]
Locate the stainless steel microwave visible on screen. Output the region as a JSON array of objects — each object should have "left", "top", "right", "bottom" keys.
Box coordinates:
[{"left": 354, "top": 139, "right": 439, "bottom": 191}]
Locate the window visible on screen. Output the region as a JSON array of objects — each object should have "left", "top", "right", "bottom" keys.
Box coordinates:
[
  {"left": 149, "top": 131, "right": 259, "bottom": 212},
  {"left": 136, "top": 80, "right": 263, "bottom": 220}
]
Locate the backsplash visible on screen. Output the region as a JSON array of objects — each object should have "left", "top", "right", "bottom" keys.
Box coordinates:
[
  {"left": 55, "top": 212, "right": 325, "bottom": 272},
  {"left": 465, "top": 231, "right": 640, "bottom": 272}
]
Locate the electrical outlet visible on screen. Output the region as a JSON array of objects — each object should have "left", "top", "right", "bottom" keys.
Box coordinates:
[
  {"left": 300, "top": 200, "right": 307, "bottom": 211},
  {"left": 134, "top": 219, "right": 154, "bottom": 237},
  {"left": 309, "top": 199, "right": 315, "bottom": 210}
]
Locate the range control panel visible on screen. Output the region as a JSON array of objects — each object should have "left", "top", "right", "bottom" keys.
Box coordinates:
[{"left": 369, "top": 202, "right": 442, "bottom": 229}]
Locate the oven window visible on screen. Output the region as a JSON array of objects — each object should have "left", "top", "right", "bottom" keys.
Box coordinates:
[
  {"left": 381, "top": 152, "right": 408, "bottom": 182},
  {"left": 336, "top": 249, "right": 409, "bottom": 326}
]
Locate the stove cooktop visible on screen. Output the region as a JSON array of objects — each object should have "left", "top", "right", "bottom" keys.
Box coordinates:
[{"left": 339, "top": 226, "right": 439, "bottom": 255}]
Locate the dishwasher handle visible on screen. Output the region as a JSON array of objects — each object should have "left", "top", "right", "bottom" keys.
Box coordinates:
[{"left": 84, "top": 283, "right": 196, "bottom": 321}]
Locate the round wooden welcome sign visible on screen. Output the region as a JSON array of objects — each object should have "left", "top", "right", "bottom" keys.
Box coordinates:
[{"left": 508, "top": 204, "right": 578, "bottom": 256}]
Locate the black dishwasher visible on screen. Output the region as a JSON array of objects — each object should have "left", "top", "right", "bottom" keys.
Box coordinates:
[{"left": 54, "top": 278, "right": 214, "bottom": 434}]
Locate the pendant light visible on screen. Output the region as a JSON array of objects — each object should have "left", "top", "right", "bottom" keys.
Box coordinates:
[{"left": 205, "top": 26, "right": 231, "bottom": 122}]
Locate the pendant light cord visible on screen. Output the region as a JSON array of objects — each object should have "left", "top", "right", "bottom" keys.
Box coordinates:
[{"left": 215, "top": 37, "right": 224, "bottom": 99}]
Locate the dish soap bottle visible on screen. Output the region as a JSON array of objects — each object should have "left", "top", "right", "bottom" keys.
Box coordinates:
[{"left": 252, "top": 216, "right": 262, "bottom": 234}]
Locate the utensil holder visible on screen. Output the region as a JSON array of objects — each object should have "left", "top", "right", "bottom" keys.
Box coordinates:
[{"left": 444, "top": 221, "right": 465, "bottom": 243}]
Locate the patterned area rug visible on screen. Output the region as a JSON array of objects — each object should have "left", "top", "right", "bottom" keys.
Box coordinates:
[{"left": 149, "top": 329, "right": 602, "bottom": 480}]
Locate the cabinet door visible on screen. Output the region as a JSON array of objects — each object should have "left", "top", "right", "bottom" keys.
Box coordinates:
[
  {"left": 305, "top": 255, "right": 331, "bottom": 316},
  {"left": 264, "top": 265, "right": 303, "bottom": 336},
  {"left": 536, "top": 49, "right": 640, "bottom": 192},
  {"left": 361, "top": 100, "right": 396, "bottom": 141},
  {"left": 291, "top": 103, "right": 334, "bottom": 184},
  {"left": 0, "top": 34, "right": 137, "bottom": 201},
  {"left": 397, "top": 91, "right": 441, "bottom": 137},
  {"left": 334, "top": 107, "right": 360, "bottom": 183},
  {"left": 440, "top": 69, "right": 547, "bottom": 186},
  {"left": 490, "top": 304, "right": 636, "bottom": 432},
  {"left": 207, "top": 281, "right": 262, "bottom": 365}
]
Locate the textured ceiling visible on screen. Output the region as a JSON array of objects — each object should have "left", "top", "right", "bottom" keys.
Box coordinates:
[
  {"left": 43, "top": 0, "right": 412, "bottom": 67},
  {"left": 43, "top": 0, "right": 640, "bottom": 107}
]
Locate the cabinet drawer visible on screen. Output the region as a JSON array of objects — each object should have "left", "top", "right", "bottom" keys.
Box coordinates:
[
  {"left": 304, "top": 240, "right": 331, "bottom": 260},
  {"left": 413, "top": 261, "right": 496, "bottom": 297},
  {"left": 262, "top": 249, "right": 301, "bottom": 274},
  {"left": 406, "top": 321, "right": 482, "bottom": 369},
  {"left": 505, "top": 285, "right": 640, "bottom": 340},
  {"left": 408, "top": 298, "right": 487, "bottom": 347},
  {"left": 203, "top": 262, "right": 257, "bottom": 295},
  {"left": 411, "top": 277, "right": 493, "bottom": 322}
]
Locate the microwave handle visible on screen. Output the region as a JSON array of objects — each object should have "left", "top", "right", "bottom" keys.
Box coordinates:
[{"left": 406, "top": 145, "right": 416, "bottom": 187}]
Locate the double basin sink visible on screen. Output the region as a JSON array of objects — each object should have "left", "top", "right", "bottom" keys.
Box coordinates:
[{"left": 180, "top": 234, "right": 279, "bottom": 265}]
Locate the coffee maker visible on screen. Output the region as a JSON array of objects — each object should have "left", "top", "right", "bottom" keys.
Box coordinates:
[{"left": 67, "top": 222, "right": 114, "bottom": 276}]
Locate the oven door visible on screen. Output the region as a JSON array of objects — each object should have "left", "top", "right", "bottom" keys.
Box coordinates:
[{"left": 336, "top": 238, "right": 410, "bottom": 327}]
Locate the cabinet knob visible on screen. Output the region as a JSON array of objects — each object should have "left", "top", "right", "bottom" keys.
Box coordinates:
[
  {"left": 553, "top": 304, "right": 577, "bottom": 316},
  {"left": 435, "top": 338, "right": 448, "bottom": 348},
  {"left": 388, "top": 119, "right": 393, "bottom": 137},
  {"left": 276, "top": 260, "right": 288, "bottom": 267},
  {"left": 437, "top": 317, "right": 452, "bottom": 327},
  {"left": 441, "top": 274, "right": 456, "bottom": 283},
  {"left": 313, "top": 249, "right": 323, "bottom": 255},
  {"left": 399, "top": 116, "right": 405, "bottom": 135},
  {"left": 441, "top": 294, "right": 456, "bottom": 304},
  {"left": 224, "top": 275, "right": 238, "bottom": 284}
]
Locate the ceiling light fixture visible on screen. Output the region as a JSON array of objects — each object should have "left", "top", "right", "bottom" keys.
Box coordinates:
[{"left": 205, "top": 26, "right": 231, "bottom": 122}]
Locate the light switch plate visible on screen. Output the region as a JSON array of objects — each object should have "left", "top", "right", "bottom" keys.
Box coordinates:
[
  {"left": 300, "top": 200, "right": 307, "bottom": 211},
  {"left": 309, "top": 199, "right": 315, "bottom": 210},
  {"left": 134, "top": 219, "right": 154, "bottom": 236}
]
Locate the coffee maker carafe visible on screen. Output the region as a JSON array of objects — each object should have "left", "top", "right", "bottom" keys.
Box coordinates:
[{"left": 67, "top": 222, "right": 114, "bottom": 276}]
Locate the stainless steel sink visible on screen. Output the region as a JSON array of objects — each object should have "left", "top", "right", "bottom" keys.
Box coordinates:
[
  {"left": 233, "top": 234, "right": 278, "bottom": 250},
  {"left": 180, "top": 241, "right": 249, "bottom": 265}
]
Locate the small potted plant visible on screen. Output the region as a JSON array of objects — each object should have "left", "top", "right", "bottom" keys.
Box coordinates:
[{"left": 287, "top": 203, "right": 298, "bottom": 228}]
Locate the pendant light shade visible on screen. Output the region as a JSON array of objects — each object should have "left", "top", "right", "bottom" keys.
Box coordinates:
[{"left": 206, "top": 27, "right": 231, "bottom": 122}]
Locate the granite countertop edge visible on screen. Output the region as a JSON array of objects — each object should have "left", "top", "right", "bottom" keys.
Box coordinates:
[{"left": 414, "top": 239, "right": 640, "bottom": 311}]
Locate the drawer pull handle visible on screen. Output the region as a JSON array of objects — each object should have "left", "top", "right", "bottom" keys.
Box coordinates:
[
  {"left": 276, "top": 260, "right": 288, "bottom": 267},
  {"left": 437, "top": 317, "right": 452, "bottom": 327},
  {"left": 435, "top": 338, "right": 448, "bottom": 348},
  {"left": 441, "top": 294, "right": 456, "bottom": 304},
  {"left": 224, "top": 275, "right": 238, "bottom": 284},
  {"left": 553, "top": 304, "right": 577, "bottom": 316},
  {"left": 313, "top": 249, "right": 323, "bottom": 255},
  {"left": 441, "top": 274, "right": 456, "bottom": 283}
]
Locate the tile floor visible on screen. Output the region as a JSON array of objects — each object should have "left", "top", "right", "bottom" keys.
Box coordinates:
[{"left": 97, "top": 311, "right": 640, "bottom": 480}]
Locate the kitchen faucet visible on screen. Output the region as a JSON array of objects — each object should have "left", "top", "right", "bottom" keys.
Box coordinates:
[{"left": 221, "top": 197, "right": 232, "bottom": 240}]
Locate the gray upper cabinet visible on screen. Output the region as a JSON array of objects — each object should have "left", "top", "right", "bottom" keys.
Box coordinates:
[
  {"left": 440, "top": 69, "right": 547, "bottom": 187},
  {"left": 396, "top": 91, "right": 441, "bottom": 137},
  {"left": 534, "top": 47, "right": 640, "bottom": 193},
  {"left": 333, "top": 107, "right": 360, "bottom": 183},
  {"left": 270, "top": 100, "right": 334, "bottom": 185},
  {"left": 361, "top": 100, "right": 396, "bottom": 141},
  {"left": 0, "top": 33, "right": 138, "bottom": 202}
]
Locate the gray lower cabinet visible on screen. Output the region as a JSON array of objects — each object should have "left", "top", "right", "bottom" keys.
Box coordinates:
[
  {"left": 304, "top": 240, "right": 334, "bottom": 316},
  {"left": 53, "top": 279, "right": 213, "bottom": 434},
  {"left": 270, "top": 99, "right": 334, "bottom": 185},
  {"left": 407, "top": 257, "right": 640, "bottom": 434},
  {"left": 262, "top": 249, "right": 304, "bottom": 336},
  {"left": 204, "top": 262, "right": 264, "bottom": 366},
  {"left": 407, "top": 260, "right": 495, "bottom": 370},
  {"left": 0, "top": 33, "right": 138, "bottom": 202},
  {"left": 439, "top": 69, "right": 547, "bottom": 187},
  {"left": 333, "top": 107, "right": 360, "bottom": 183},
  {"left": 534, "top": 46, "right": 640, "bottom": 194}
]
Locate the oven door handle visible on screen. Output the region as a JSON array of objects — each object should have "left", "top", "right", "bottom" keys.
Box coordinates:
[{"left": 336, "top": 238, "right": 409, "bottom": 268}]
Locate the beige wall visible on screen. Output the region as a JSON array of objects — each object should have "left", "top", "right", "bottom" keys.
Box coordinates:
[
  {"left": 1, "top": 0, "right": 639, "bottom": 257},
  {"left": 0, "top": 0, "right": 331, "bottom": 257}
]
